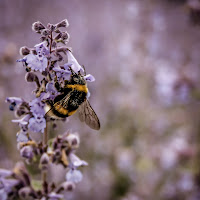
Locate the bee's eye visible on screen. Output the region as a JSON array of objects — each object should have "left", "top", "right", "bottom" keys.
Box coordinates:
[{"left": 73, "top": 77, "right": 78, "bottom": 82}]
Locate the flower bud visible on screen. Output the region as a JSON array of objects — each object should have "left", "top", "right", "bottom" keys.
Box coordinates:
[
  {"left": 6, "top": 97, "right": 23, "bottom": 111},
  {"left": 65, "top": 133, "right": 80, "bottom": 150},
  {"left": 15, "top": 106, "right": 26, "bottom": 117},
  {"left": 18, "top": 186, "right": 37, "bottom": 199},
  {"left": 56, "top": 19, "right": 69, "bottom": 28},
  {"left": 52, "top": 41, "right": 57, "bottom": 48},
  {"left": 19, "top": 46, "right": 30, "bottom": 56},
  {"left": 54, "top": 33, "right": 62, "bottom": 40},
  {"left": 47, "top": 23, "right": 56, "bottom": 32},
  {"left": 32, "top": 21, "right": 45, "bottom": 33},
  {"left": 25, "top": 72, "right": 38, "bottom": 82},
  {"left": 40, "top": 36, "right": 47, "bottom": 41},
  {"left": 9, "top": 102, "right": 16, "bottom": 111},
  {"left": 31, "top": 49, "right": 37, "bottom": 55},
  {"left": 41, "top": 29, "right": 51, "bottom": 37},
  {"left": 61, "top": 32, "right": 69, "bottom": 41},
  {"left": 57, "top": 181, "right": 75, "bottom": 193},
  {"left": 20, "top": 146, "right": 34, "bottom": 160},
  {"left": 56, "top": 53, "right": 63, "bottom": 61},
  {"left": 40, "top": 153, "right": 49, "bottom": 171}
]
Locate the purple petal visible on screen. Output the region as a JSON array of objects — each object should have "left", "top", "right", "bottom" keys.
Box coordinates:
[
  {"left": 16, "top": 58, "right": 26, "bottom": 62},
  {"left": 69, "top": 153, "right": 88, "bottom": 167},
  {"left": 16, "top": 130, "right": 29, "bottom": 143},
  {"left": 25, "top": 54, "right": 48, "bottom": 72},
  {"left": 5, "top": 97, "right": 23, "bottom": 104},
  {"left": 12, "top": 114, "right": 31, "bottom": 125},
  {"left": 0, "top": 189, "right": 7, "bottom": 200},
  {"left": 66, "top": 169, "right": 83, "bottom": 183},
  {"left": 28, "top": 115, "right": 46, "bottom": 133},
  {"left": 66, "top": 50, "right": 84, "bottom": 73},
  {"left": 29, "top": 98, "right": 45, "bottom": 117},
  {"left": 0, "top": 169, "right": 12, "bottom": 178},
  {"left": 34, "top": 41, "right": 49, "bottom": 56},
  {"left": 84, "top": 74, "right": 95, "bottom": 82}
]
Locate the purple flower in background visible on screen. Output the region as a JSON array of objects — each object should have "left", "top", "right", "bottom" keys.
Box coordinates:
[
  {"left": 48, "top": 192, "right": 64, "bottom": 200},
  {"left": 20, "top": 146, "right": 34, "bottom": 160},
  {"left": 0, "top": 189, "right": 7, "bottom": 200},
  {"left": 0, "top": 169, "right": 12, "bottom": 178},
  {"left": 69, "top": 153, "right": 88, "bottom": 168},
  {"left": 16, "top": 129, "right": 29, "bottom": 143},
  {"left": 28, "top": 115, "right": 46, "bottom": 133},
  {"left": 66, "top": 169, "right": 83, "bottom": 183},
  {"left": 0, "top": 178, "right": 20, "bottom": 195}
]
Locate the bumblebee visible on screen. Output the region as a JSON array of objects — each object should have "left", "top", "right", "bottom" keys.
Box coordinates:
[{"left": 45, "top": 68, "right": 100, "bottom": 130}]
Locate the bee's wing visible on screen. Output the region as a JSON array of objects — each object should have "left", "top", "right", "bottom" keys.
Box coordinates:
[
  {"left": 78, "top": 100, "right": 100, "bottom": 130},
  {"left": 45, "top": 92, "right": 71, "bottom": 119}
]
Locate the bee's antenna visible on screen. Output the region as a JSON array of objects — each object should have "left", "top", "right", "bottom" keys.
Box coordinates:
[{"left": 82, "top": 65, "right": 86, "bottom": 76}]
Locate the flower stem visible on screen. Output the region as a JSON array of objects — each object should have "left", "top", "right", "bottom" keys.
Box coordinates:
[{"left": 42, "top": 123, "right": 48, "bottom": 194}]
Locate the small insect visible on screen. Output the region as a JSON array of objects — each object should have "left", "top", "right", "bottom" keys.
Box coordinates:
[{"left": 45, "top": 68, "right": 100, "bottom": 130}]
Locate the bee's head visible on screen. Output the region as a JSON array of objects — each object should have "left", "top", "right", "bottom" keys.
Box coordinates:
[{"left": 71, "top": 73, "right": 86, "bottom": 85}]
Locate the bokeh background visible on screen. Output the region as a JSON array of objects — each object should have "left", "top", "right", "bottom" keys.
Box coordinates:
[{"left": 1, "top": 0, "right": 200, "bottom": 199}]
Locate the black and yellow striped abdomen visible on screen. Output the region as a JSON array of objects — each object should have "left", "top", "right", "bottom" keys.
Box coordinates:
[{"left": 45, "top": 84, "right": 88, "bottom": 119}]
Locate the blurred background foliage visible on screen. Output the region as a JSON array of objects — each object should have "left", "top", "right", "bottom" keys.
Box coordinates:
[{"left": 1, "top": 0, "right": 200, "bottom": 199}]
